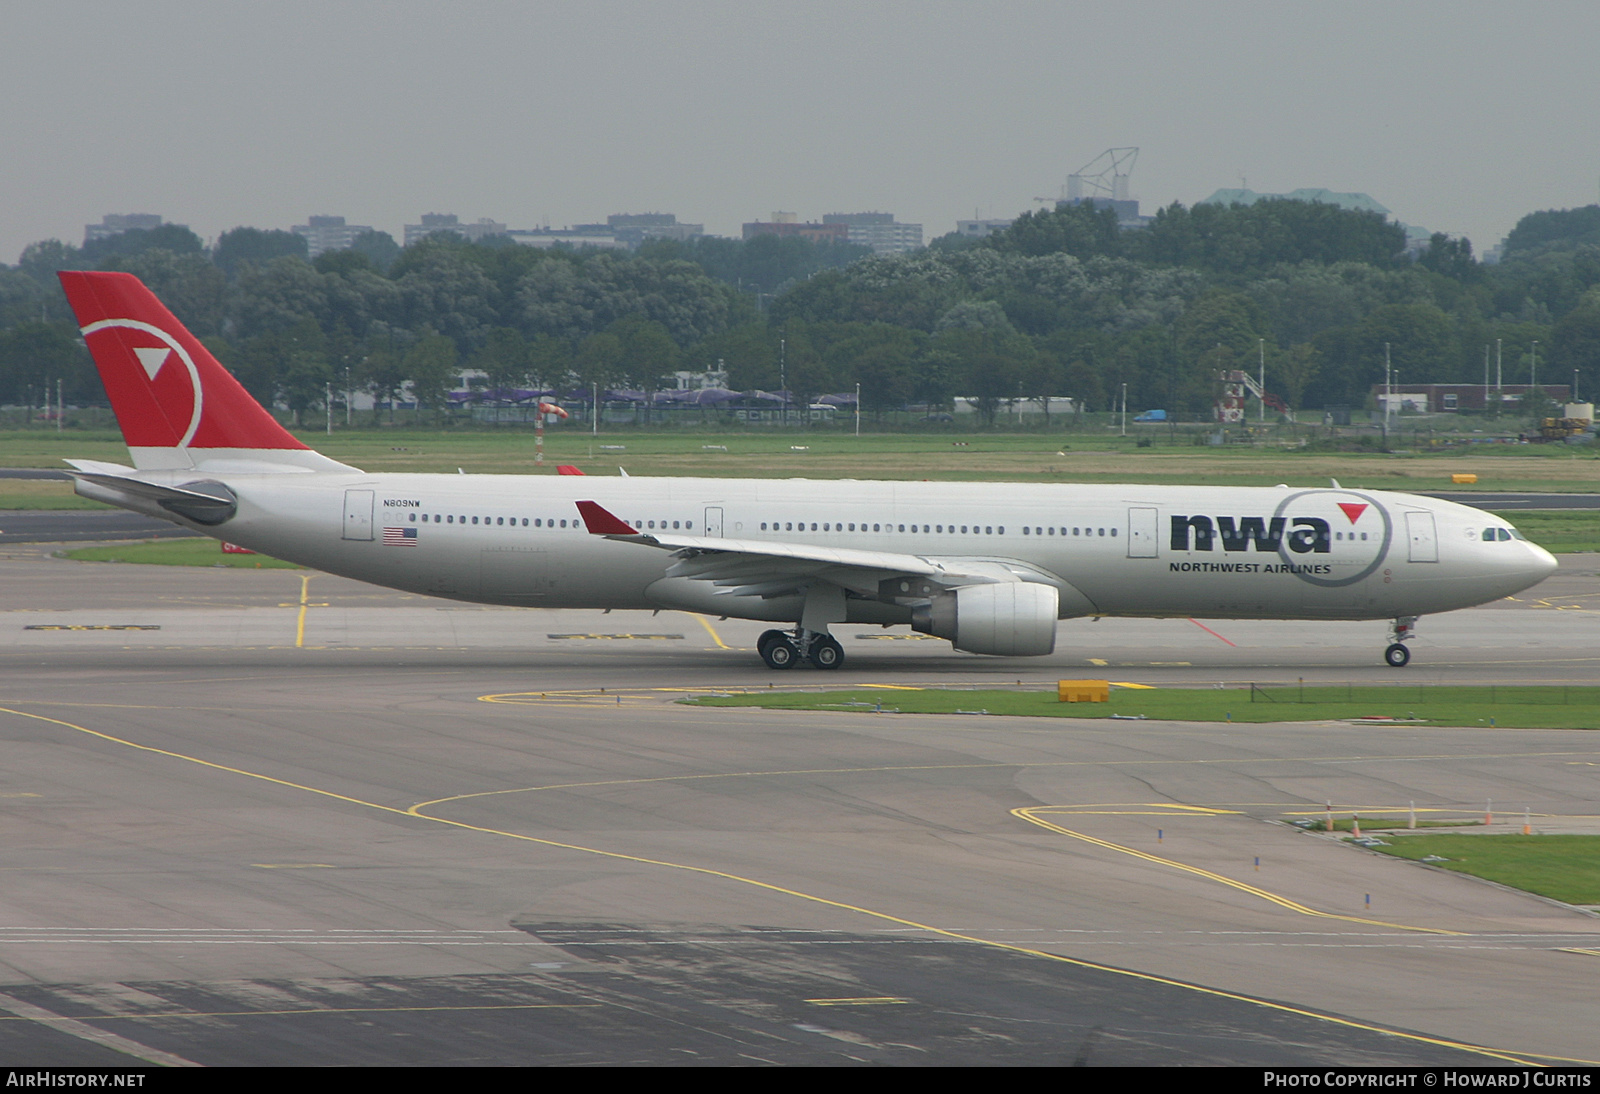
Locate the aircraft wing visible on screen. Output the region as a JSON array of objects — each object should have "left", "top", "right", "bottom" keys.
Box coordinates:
[{"left": 574, "top": 499, "right": 1055, "bottom": 601}]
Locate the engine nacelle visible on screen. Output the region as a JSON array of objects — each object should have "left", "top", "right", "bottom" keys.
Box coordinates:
[{"left": 911, "top": 582, "right": 1059, "bottom": 656}]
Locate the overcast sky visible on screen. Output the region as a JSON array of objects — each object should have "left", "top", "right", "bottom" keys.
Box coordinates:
[{"left": 3, "top": 1, "right": 1596, "bottom": 264}]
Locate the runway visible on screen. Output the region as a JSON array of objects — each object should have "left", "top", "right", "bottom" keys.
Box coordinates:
[{"left": 2, "top": 546, "right": 1599, "bottom": 1065}]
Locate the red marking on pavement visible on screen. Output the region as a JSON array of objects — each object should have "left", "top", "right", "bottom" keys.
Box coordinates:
[{"left": 1187, "top": 618, "right": 1238, "bottom": 647}]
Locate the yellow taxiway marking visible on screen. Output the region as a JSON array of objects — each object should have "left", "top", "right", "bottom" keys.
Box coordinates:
[
  {"left": 1013, "top": 806, "right": 1462, "bottom": 937},
  {"left": 683, "top": 612, "right": 731, "bottom": 650},
  {"left": 294, "top": 575, "right": 312, "bottom": 648},
  {"left": 1559, "top": 948, "right": 1600, "bottom": 959},
  {"left": 1038, "top": 803, "right": 1240, "bottom": 817},
  {"left": 806, "top": 997, "right": 910, "bottom": 1006},
  {"left": 0, "top": 703, "right": 1561, "bottom": 1067},
  {"left": 252, "top": 863, "right": 336, "bottom": 869}
]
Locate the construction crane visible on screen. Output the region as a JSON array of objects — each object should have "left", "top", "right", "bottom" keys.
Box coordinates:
[{"left": 1036, "top": 147, "right": 1140, "bottom": 205}]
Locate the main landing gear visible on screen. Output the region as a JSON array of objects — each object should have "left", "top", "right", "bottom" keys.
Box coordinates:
[
  {"left": 1384, "top": 616, "right": 1418, "bottom": 668},
  {"left": 758, "top": 628, "right": 844, "bottom": 670}
]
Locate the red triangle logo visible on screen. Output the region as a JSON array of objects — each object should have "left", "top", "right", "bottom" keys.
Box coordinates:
[{"left": 1337, "top": 502, "right": 1368, "bottom": 524}]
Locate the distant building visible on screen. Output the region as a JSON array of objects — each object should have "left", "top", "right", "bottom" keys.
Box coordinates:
[
  {"left": 954, "top": 218, "right": 1016, "bottom": 239},
  {"left": 84, "top": 213, "right": 167, "bottom": 246},
  {"left": 292, "top": 215, "right": 374, "bottom": 258},
  {"left": 607, "top": 213, "right": 704, "bottom": 247},
  {"left": 822, "top": 212, "right": 923, "bottom": 254},
  {"left": 504, "top": 227, "right": 629, "bottom": 251},
  {"left": 1370, "top": 383, "right": 1570, "bottom": 413},
  {"left": 403, "top": 213, "right": 507, "bottom": 246},
  {"left": 743, "top": 213, "right": 849, "bottom": 245}
]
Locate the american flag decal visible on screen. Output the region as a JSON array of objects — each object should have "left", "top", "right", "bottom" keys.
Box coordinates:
[{"left": 382, "top": 526, "right": 418, "bottom": 546}]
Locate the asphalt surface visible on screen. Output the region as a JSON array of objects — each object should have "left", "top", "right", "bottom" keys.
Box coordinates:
[
  {"left": 1, "top": 545, "right": 1599, "bottom": 1066},
  {"left": 1425, "top": 492, "right": 1600, "bottom": 510},
  {"left": 0, "top": 510, "right": 199, "bottom": 543}
]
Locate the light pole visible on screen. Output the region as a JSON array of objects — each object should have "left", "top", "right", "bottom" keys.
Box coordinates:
[
  {"left": 1258, "top": 338, "right": 1265, "bottom": 423},
  {"left": 1382, "top": 342, "right": 1392, "bottom": 447},
  {"left": 779, "top": 338, "right": 787, "bottom": 427},
  {"left": 855, "top": 382, "right": 861, "bottom": 437}
]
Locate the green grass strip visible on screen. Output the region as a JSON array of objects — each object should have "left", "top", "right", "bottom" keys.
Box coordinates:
[
  {"left": 683, "top": 685, "right": 1600, "bottom": 729},
  {"left": 65, "top": 539, "right": 301, "bottom": 569},
  {"left": 1366, "top": 834, "right": 1600, "bottom": 905}
]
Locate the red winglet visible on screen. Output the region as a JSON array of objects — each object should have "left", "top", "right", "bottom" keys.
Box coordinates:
[
  {"left": 575, "top": 500, "right": 638, "bottom": 535},
  {"left": 556, "top": 464, "right": 585, "bottom": 476}
]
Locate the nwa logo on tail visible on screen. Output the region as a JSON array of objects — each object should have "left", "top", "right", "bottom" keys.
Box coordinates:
[
  {"left": 79, "top": 317, "right": 205, "bottom": 448},
  {"left": 1169, "top": 490, "right": 1394, "bottom": 588}
]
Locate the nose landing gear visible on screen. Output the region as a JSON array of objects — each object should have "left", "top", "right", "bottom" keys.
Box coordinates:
[
  {"left": 1384, "top": 616, "right": 1418, "bottom": 668},
  {"left": 757, "top": 628, "right": 844, "bottom": 670}
]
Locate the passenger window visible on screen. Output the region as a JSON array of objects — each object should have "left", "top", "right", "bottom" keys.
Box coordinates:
[{"left": 409, "top": 514, "right": 416, "bottom": 522}]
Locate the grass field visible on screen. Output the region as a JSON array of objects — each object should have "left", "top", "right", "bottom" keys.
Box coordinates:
[
  {"left": 3, "top": 426, "right": 1599, "bottom": 490},
  {"left": 0, "top": 478, "right": 107, "bottom": 510},
  {"left": 1367, "top": 834, "right": 1600, "bottom": 905},
  {"left": 681, "top": 684, "right": 1600, "bottom": 729},
  {"left": 1297, "top": 817, "right": 1481, "bottom": 832},
  {"left": 65, "top": 539, "right": 300, "bottom": 568}
]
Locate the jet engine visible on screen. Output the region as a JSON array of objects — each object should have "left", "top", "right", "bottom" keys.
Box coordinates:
[{"left": 911, "top": 582, "right": 1059, "bottom": 656}]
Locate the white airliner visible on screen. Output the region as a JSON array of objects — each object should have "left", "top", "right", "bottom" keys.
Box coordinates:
[{"left": 59, "top": 271, "right": 1557, "bottom": 670}]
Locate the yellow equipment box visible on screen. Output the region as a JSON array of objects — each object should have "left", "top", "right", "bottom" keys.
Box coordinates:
[
  {"left": 1058, "top": 679, "right": 1110, "bottom": 703},
  {"left": 1450, "top": 473, "right": 1478, "bottom": 484}
]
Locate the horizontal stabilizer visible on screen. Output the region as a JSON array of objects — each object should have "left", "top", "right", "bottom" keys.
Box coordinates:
[{"left": 67, "top": 470, "right": 237, "bottom": 526}]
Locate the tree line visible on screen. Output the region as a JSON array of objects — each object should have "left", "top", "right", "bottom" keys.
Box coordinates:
[{"left": 2, "top": 199, "right": 1599, "bottom": 424}]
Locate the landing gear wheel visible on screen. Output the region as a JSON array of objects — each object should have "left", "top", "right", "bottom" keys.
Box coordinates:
[
  {"left": 1384, "top": 643, "right": 1411, "bottom": 668},
  {"left": 809, "top": 635, "right": 844, "bottom": 670},
  {"left": 761, "top": 635, "right": 798, "bottom": 670},
  {"left": 757, "top": 630, "right": 786, "bottom": 658}
]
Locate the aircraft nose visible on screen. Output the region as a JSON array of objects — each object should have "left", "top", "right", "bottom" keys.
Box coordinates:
[
  {"left": 1502, "top": 540, "right": 1559, "bottom": 592},
  {"left": 1532, "top": 542, "right": 1559, "bottom": 580}
]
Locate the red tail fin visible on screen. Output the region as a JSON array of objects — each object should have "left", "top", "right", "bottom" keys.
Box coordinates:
[{"left": 59, "top": 271, "right": 349, "bottom": 472}]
